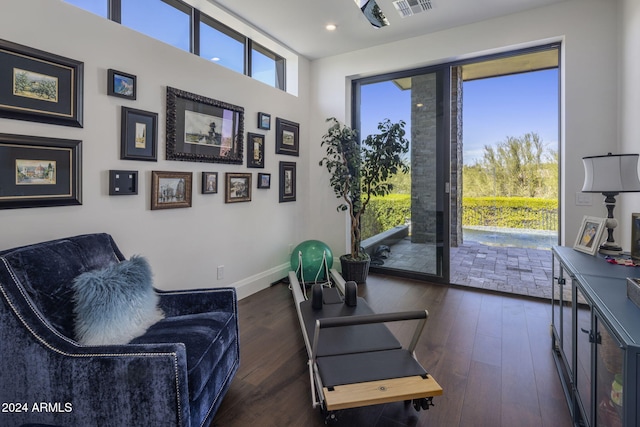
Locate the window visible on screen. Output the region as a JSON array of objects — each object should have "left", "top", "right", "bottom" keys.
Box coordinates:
[
  {"left": 62, "top": 0, "right": 288, "bottom": 91},
  {"left": 121, "top": 0, "right": 191, "bottom": 52},
  {"left": 199, "top": 15, "right": 245, "bottom": 74},
  {"left": 251, "top": 42, "right": 285, "bottom": 90},
  {"left": 63, "top": 0, "right": 108, "bottom": 17}
]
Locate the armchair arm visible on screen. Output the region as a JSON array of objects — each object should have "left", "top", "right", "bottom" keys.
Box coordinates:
[
  {"left": 0, "top": 318, "right": 191, "bottom": 427},
  {"left": 156, "top": 287, "right": 237, "bottom": 318}
]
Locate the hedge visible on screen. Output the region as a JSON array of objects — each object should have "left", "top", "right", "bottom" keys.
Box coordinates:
[{"left": 361, "top": 195, "right": 557, "bottom": 239}]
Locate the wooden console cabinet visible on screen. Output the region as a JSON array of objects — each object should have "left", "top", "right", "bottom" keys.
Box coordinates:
[{"left": 552, "top": 246, "right": 640, "bottom": 426}]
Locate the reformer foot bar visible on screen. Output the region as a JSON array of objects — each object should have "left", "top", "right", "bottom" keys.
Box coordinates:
[{"left": 289, "top": 269, "right": 443, "bottom": 421}]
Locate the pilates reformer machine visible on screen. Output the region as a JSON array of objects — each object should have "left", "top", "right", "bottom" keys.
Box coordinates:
[{"left": 288, "top": 261, "right": 443, "bottom": 423}]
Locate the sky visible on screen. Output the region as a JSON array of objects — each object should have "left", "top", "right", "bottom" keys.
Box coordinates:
[{"left": 360, "top": 68, "right": 559, "bottom": 165}]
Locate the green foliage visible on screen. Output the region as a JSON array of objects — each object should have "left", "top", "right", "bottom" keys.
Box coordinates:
[
  {"left": 361, "top": 195, "right": 558, "bottom": 239},
  {"left": 463, "top": 197, "right": 558, "bottom": 230},
  {"left": 319, "top": 118, "right": 409, "bottom": 259},
  {"left": 361, "top": 194, "right": 410, "bottom": 239},
  {"left": 464, "top": 132, "right": 558, "bottom": 199}
]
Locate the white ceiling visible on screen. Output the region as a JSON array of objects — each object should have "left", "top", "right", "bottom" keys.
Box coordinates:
[{"left": 210, "top": 0, "right": 569, "bottom": 60}]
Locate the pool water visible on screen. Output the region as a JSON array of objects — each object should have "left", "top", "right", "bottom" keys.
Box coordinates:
[{"left": 463, "top": 226, "right": 558, "bottom": 250}]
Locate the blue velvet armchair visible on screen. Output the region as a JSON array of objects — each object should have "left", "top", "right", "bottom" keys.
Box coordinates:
[{"left": 0, "top": 233, "right": 239, "bottom": 427}]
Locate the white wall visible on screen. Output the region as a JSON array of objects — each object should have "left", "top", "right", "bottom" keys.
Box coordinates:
[
  {"left": 0, "top": 0, "right": 310, "bottom": 299},
  {"left": 308, "top": 0, "right": 620, "bottom": 253},
  {"left": 619, "top": 0, "right": 640, "bottom": 250}
]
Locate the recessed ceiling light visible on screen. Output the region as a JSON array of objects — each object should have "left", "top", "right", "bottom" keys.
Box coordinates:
[
  {"left": 211, "top": 57, "right": 220, "bottom": 62},
  {"left": 326, "top": 24, "right": 337, "bottom": 31}
]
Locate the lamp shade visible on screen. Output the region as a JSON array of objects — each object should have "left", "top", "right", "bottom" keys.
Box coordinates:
[{"left": 582, "top": 153, "right": 640, "bottom": 193}]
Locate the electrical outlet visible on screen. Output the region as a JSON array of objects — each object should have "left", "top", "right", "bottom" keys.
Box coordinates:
[{"left": 217, "top": 265, "right": 224, "bottom": 280}]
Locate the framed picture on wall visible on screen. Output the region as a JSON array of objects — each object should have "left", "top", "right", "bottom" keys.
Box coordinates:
[
  {"left": 257, "top": 173, "right": 271, "bottom": 189},
  {"left": 573, "top": 216, "right": 606, "bottom": 255},
  {"left": 120, "top": 107, "right": 157, "bottom": 161},
  {"left": 202, "top": 171, "right": 218, "bottom": 194},
  {"left": 247, "top": 132, "right": 265, "bottom": 168},
  {"left": 0, "top": 133, "right": 82, "bottom": 209},
  {"left": 279, "top": 161, "right": 296, "bottom": 202},
  {"left": 275, "top": 118, "right": 299, "bottom": 156},
  {"left": 108, "top": 69, "right": 136, "bottom": 100},
  {"left": 166, "top": 86, "right": 244, "bottom": 164},
  {"left": 0, "top": 38, "right": 83, "bottom": 127},
  {"left": 151, "top": 171, "right": 192, "bottom": 210},
  {"left": 225, "top": 172, "right": 252, "bottom": 203},
  {"left": 258, "top": 112, "right": 271, "bottom": 130}
]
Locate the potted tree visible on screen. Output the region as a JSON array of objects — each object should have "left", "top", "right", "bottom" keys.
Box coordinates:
[{"left": 319, "top": 117, "right": 409, "bottom": 282}]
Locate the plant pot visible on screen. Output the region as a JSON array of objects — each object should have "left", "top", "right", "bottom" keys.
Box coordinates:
[{"left": 340, "top": 255, "right": 371, "bottom": 283}]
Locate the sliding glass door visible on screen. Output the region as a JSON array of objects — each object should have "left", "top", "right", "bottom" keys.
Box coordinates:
[{"left": 353, "top": 66, "right": 450, "bottom": 282}]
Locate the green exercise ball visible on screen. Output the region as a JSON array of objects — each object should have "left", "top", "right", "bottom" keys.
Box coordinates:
[{"left": 290, "top": 240, "right": 333, "bottom": 282}]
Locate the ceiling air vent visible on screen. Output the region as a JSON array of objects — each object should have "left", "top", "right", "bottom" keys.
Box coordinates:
[{"left": 392, "top": 0, "right": 432, "bottom": 17}]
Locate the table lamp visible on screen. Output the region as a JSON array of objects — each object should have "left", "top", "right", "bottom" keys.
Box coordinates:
[{"left": 582, "top": 153, "right": 640, "bottom": 254}]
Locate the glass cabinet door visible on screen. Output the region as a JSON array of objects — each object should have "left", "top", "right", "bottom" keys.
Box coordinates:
[
  {"left": 594, "top": 314, "right": 623, "bottom": 427},
  {"left": 575, "top": 286, "right": 592, "bottom": 427}
]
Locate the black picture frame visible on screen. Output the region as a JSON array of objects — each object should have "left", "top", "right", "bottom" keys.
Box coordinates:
[
  {"left": 0, "top": 133, "right": 82, "bottom": 209},
  {"left": 247, "top": 132, "right": 265, "bottom": 168},
  {"left": 275, "top": 118, "right": 299, "bottom": 156},
  {"left": 258, "top": 112, "right": 271, "bottom": 130},
  {"left": 166, "top": 86, "right": 244, "bottom": 164},
  {"left": 108, "top": 170, "right": 138, "bottom": 195},
  {"left": 108, "top": 69, "right": 136, "bottom": 100},
  {"left": 225, "top": 172, "right": 252, "bottom": 203},
  {"left": 151, "top": 171, "right": 192, "bottom": 210},
  {"left": 121, "top": 107, "right": 157, "bottom": 161},
  {"left": 0, "top": 39, "right": 83, "bottom": 127},
  {"left": 257, "top": 173, "right": 271, "bottom": 189},
  {"left": 202, "top": 171, "right": 218, "bottom": 194},
  {"left": 279, "top": 161, "right": 296, "bottom": 203},
  {"left": 632, "top": 213, "right": 640, "bottom": 261}
]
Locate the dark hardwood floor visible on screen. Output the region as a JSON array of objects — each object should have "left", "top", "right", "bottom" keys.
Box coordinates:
[{"left": 212, "top": 274, "right": 572, "bottom": 427}]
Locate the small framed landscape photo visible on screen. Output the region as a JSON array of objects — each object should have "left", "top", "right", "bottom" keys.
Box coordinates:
[
  {"left": 121, "top": 107, "right": 157, "bottom": 161},
  {"left": 202, "top": 172, "right": 218, "bottom": 194},
  {"left": 0, "top": 39, "right": 84, "bottom": 127},
  {"left": 0, "top": 133, "right": 82, "bottom": 209},
  {"left": 225, "top": 172, "right": 252, "bottom": 203},
  {"left": 257, "top": 173, "right": 271, "bottom": 189},
  {"left": 108, "top": 69, "right": 136, "bottom": 100},
  {"left": 258, "top": 112, "right": 271, "bottom": 130},
  {"left": 574, "top": 216, "right": 606, "bottom": 255},
  {"left": 275, "top": 118, "right": 299, "bottom": 156},
  {"left": 151, "top": 171, "right": 192, "bottom": 210}
]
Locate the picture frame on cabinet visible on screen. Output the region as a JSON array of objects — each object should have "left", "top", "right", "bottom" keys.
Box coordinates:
[
  {"left": 573, "top": 216, "right": 606, "bottom": 255},
  {"left": 631, "top": 213, "right": 640, "bottom": 260}
]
